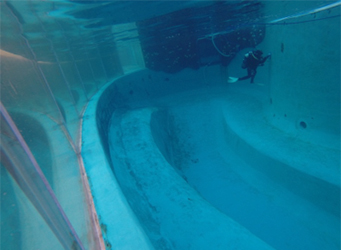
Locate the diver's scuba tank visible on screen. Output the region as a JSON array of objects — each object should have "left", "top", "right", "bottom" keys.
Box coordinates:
[{"left": 241, "top": 52, "right": 251, "bottom": 69}]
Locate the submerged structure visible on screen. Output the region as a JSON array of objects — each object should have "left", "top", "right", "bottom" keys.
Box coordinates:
[{"left": 1, "top": 1, "right": 340, "bottom": 249}]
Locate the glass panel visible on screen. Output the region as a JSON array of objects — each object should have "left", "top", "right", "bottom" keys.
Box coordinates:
[
  {"left": 0, "top": 1, "right": 116, "bottom": 249},
  {"left": 0, "top": 102, "right": 84, "bottom": 250},
  {"left": 1, "top": 164, "right": 62, "bottom": 250}
]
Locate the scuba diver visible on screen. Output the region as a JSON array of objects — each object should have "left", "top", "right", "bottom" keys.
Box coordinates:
[{"left": 228, "top": 49, "right": 271, "bottom": 83}]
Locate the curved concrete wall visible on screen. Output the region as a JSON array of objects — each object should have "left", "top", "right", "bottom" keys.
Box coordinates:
[
  {"left": 88, "top": 67, "right": 279, "bottom": 249},
  {"left": 83, "top": 67, "right": 232, "bottom": 249},
  {"left": 84, "top": 63, "right": 339, "bottom": 249},
  {"left": 95, "top": 66, "right": 225, "bottom": 165}
]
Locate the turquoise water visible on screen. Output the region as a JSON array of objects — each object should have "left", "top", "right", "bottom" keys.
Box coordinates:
[{"left": 1, "top": 1, "right": 340, "bottom": 249}]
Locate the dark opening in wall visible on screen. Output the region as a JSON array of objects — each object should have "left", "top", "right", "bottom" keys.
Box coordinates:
[
  {"left": 137, "top": 1, "right": 265, "bottom": 73},
  {"left": 299, "top": 121, "right": 307, "bottom": 129}
]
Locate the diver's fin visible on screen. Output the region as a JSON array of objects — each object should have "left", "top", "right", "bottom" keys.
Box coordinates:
[{"left": 228, "top": 77, "right": 239, "bottom": 83}]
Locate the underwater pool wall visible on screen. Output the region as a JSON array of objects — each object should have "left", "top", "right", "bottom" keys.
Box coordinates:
[
  {"left": 82, "top": 66, "right": 229, "bottom": 249},
  {"left": 261, "top": 1, "right": 340, "bottom": 143},
  {"left": 83, "top": 59, "right": 340, "bottom": 249},
  {"left": 81, "top": 3, "right": 341, "bottom": 245}
]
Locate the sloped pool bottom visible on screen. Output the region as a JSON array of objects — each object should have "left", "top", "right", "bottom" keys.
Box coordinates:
[
  {"left": 107, "top": 86, "right": 339, "bottom": 250},
  {"left": 108, "top": 108, "right": 272, "bottom": 249}
]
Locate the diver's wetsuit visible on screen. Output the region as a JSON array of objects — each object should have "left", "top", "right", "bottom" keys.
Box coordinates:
[{"left": 239, "top": 51, "right": 270, "bottom": 83}]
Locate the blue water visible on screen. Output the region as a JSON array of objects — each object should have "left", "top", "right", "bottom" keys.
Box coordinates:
[{"left": 2, "top": 0, "right": 340, "bottom": 249}]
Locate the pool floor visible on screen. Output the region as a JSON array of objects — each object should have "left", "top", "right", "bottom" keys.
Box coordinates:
[
  {"left": 164, "top": 95, "right": 339, "bottom": 250},
  {"left": 108, "top": 83, "right": 340, "bottom": 250}
]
